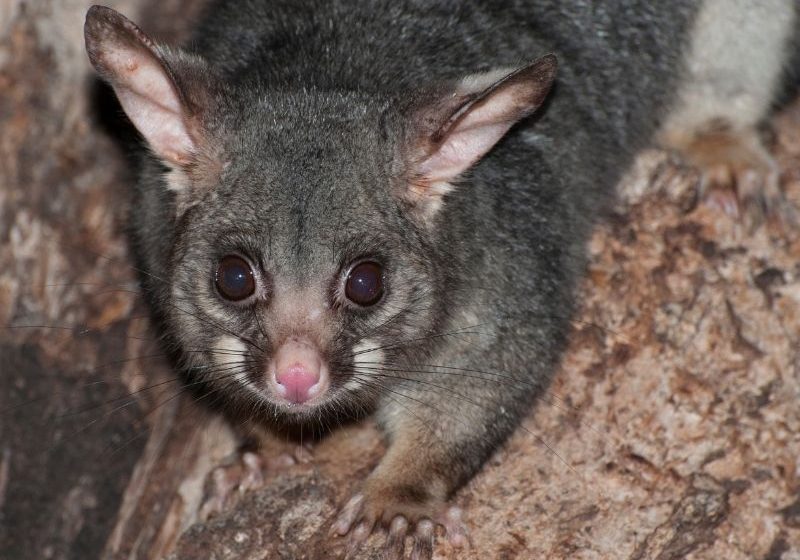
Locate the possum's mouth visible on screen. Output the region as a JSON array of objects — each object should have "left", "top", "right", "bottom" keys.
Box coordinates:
[{"left": 211, "top": 334, "right": 333, "bottom": 409}]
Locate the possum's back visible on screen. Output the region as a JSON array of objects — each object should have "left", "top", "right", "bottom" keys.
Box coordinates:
[{"left": 189, "top": 0, "right": 697, "bottom": 195}]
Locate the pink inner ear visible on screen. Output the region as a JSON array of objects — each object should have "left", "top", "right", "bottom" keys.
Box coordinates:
[
  {"left": 416, "top": 57, "right": 556, "bottom": 185},
  {"left": 417, "top": 121, "right": 515, "bottom": 183},
  {"left": 85, "top": 8, "right": 196, "bottom": 166},
  {"left": 110, "top": 57, "right": 195, "bottom": 165}
]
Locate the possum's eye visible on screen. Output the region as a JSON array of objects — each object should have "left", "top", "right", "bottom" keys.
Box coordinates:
[
  {"left": 215, "top": 255, "right": 256, "bottom": 302},
  {"left": 345, "top": 261, "right": 384, "bottom": 306}
]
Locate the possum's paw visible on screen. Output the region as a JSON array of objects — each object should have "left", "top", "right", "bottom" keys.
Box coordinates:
[
  {"left": 199, "top": 446, "right": 309, "bottom": 520},
  {"left": 667, "top": 123, "right": 794, "bottom": 229},
  {"left": 331, "top": 481, "right": 467, "bottom": 560},
  {"left": 199, "top": 451, "right": 267, "bottom": 520}
]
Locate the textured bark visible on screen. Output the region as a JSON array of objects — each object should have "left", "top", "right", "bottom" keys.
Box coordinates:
[{"left": 1, "top": 2, "right": 799, "bottom": 559}]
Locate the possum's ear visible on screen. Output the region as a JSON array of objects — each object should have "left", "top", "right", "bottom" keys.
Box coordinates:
[
  {"left": 84, "top": 5, "right": 213, "bottom": 170},
  {"left": 402, "top": 54, "right": 557, "bottom": 218}
]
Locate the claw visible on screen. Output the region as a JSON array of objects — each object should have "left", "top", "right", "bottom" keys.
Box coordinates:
[
  {"left": 704, "top": 185, "right": 740, "bottom": 219},
  {"left": 441, "top": 506, "right": 468, "bottom": 548},
  {"left": 199, "top": 465, "right": 239, "bottom": 519},
  {"left": 332, "top": 493, "right": 365, "bottom": 536},
  {"left": 384, "top": 516, "right": 409, "bottom": 559},
  {"left": 265, "top": 452, "right": 296, "bottom": 470},
  {"left": 240, "top": 451, "right": 265, "bottom": 490},
  {"left": 343, "top": 521, "right": 373, "bottom": 559},
  {"left": 410, "top": 520, "right": 435, "bottom": 560},
  {"left": 293, "top": 444, "right": 314, "bottom": 464}
]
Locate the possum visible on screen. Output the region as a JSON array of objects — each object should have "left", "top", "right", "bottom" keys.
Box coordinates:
[{"left": 83, "top": 1, "right": 797, "bottom": 557}]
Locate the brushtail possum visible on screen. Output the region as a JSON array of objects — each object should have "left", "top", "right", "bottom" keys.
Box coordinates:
[{"left": 84, "top": 0, "right": 797, "bottom": 556}]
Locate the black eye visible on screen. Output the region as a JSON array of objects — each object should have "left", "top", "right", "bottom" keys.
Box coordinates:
[
  {"left": 345, "top": 261, "right": 384, "bottom": 306},
  {"left": 215, "top": 255, "right": 256, "bottom": 301}
]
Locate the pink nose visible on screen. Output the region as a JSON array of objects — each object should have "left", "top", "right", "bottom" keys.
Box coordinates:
[
  {"left": 276, "top": 364, "right": 320, "bottom": 403},
  {"left": 273, "top": 339, "right": 324, "bottom": 404}
]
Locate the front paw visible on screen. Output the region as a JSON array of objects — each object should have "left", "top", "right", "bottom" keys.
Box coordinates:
[
  {"left": 331, "top": 480, "right": 467, "bottom": 560},
  {"left": 199, "top": 446, "right": 311, "bottom": 520}
]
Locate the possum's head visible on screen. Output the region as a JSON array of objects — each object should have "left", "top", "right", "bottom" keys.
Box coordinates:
[{"left": 84, "top": 6, "right": 556, "bottom": 420}]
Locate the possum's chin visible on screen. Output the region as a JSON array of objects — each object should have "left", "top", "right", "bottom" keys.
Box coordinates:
[{"left": 254, "top": 382, "right": 365, "bottom": 418}]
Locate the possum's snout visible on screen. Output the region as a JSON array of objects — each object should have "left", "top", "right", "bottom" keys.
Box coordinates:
[{"left": 268, "top": 337, "right": 330, "bottom": 404}]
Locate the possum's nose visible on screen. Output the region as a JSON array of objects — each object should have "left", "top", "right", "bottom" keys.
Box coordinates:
[{"left": 271, "top": 338, "right": 329, "bottom": 404}]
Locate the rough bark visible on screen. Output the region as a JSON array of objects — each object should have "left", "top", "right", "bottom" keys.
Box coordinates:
[{"left": 1, "top": 2, "right": 799, "bottom": 559}]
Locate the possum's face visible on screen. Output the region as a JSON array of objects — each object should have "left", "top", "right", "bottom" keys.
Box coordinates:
[
  {"left": 165, "top": 92, "right": 443, "bottom": 417},
  {"left": 84, "top": 7, "right": 555, "bottom": 420}
]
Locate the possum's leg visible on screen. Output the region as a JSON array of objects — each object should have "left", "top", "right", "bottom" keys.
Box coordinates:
[
  {"left": 330, "top": 342, "right": 538, "bottom": 558},
  {"left": 657, "top": 0, "right": 797, "bottom": 227}
]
